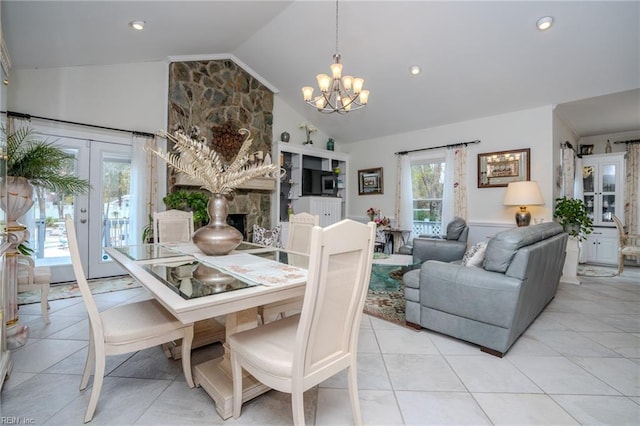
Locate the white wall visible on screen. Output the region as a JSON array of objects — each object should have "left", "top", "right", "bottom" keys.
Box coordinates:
[
  {"left": 344, "top": 106, "right": 555, "bottom": 225},
  {"left": 272, "top": 97, "right": 333, "bottom": 152},
  {"left": 579, "top": 129, "right": 640, "bottom": 155},
  {"left": 8, "top": 62, "right": 167, "bottom": 133}
]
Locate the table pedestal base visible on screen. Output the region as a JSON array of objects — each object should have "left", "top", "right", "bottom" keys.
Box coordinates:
[{"left": 194, "top": 357, "right": 270, "bottom": 420}]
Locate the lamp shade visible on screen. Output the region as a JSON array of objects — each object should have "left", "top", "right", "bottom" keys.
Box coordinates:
[{"left": 503, "top": 181, "right": 544, "bottom": 206}]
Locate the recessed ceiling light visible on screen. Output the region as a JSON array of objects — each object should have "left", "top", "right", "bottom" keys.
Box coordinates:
[
  {"left": 536, "top": 16, "right": 553, "bottom": 31},
  {"left": 129, "top": 20, "right": 145, "bottom": 31},
  {"left": 409, "top": 65, "right": 421, "bottom": 75}
]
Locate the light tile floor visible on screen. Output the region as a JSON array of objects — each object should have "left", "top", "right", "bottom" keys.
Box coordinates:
[{"left": 1, "top": 267, "right": 639, "bottom": 425}]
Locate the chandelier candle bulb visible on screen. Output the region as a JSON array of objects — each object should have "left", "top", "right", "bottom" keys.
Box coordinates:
[
  {"left": 302, "top": 87, "right": 313, "bottom": 101},
  {"left": 353, "top": 78, "right": 364, "bottom": 94},
  {"left": 342, "top": 75, "right": 353, "bottom": 90},
  {"left": 331, "top": 63, "right": 343, "bottom": 79}
]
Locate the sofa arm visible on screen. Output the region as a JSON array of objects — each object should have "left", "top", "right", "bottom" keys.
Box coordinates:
[
  {"left": 419, "top": 261, "right": 522, "bottom": 329},
  {"left": 412, "top": 238, "right": 467, "bottom": 265}
]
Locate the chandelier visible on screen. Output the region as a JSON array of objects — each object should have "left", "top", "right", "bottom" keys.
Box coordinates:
[{"left": 301, "top": 0, "right": 369, "bottom": 114}]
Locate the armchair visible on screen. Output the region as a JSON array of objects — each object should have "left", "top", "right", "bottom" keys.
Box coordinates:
[{"left": 403, "top": 216, "right": 469, "bottom": 264}]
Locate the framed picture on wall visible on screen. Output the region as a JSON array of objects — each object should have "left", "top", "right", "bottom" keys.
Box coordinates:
[
  {"left": 358, "top": 167, "right": 384, "bottom": 195},
  {"left": 478, "top": 148, "right": 530, "bottom": 188}
]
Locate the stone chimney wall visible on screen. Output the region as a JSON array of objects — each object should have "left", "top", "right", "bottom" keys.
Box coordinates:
[{"left": 167, "top": 59, "right": 275, "bottom": 237}]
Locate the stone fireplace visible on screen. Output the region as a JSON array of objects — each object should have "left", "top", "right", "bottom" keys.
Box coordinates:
[
  {"left": 166, "top": 59, "right": 275, "bottom": 240},
  {"left": 227, "top": 213, "right": 247, "bottom": 240}
]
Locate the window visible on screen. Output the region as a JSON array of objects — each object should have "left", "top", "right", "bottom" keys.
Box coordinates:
[{"left": 411, "top": 158, "right": 445, "bottom": 235}]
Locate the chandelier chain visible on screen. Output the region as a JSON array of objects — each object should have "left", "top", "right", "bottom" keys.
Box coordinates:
[{"left": 335, "top": 0, "right": 339, "bottom": 54}]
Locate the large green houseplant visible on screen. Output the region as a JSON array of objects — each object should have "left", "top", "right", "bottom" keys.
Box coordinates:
[
  {"left": 553, "top": 196, "right": 594, "bottom": 285},
  {"left": 553, "top": 196, "right": 593, "bottom": 241},
  {"left": 2, "top": 126, "right": 91, "bottom": 252}
]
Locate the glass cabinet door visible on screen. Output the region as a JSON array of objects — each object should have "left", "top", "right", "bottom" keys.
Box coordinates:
[{"left": 600, "top": 163, "right": 616, "bottom": 224}]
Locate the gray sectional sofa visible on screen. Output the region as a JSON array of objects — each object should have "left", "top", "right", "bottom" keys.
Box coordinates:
[{"left": 403, "top": 222, "right": 568, "bottom": 356}]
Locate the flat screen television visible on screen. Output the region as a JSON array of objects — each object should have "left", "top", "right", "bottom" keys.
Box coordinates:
[{"left": 302, "top": 169, "right": 335, "bottom": 196}]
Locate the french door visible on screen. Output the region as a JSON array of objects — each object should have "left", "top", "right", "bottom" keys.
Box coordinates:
[{"left": 28, "top": 131, "right": 134, "bottom": 282}]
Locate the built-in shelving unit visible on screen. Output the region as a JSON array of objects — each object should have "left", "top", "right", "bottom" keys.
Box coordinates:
[{"left": 273, "top": 142, "right": 349, "bottom": 240}]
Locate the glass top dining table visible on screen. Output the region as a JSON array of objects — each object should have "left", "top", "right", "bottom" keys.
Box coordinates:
[
  {"left": 105, "top": 242, "right": 309, "bottom": 323},
  {"left": 111, "top": 242, "right": 305, "bottom": 301},
  {"left": 105, "top": 241, "right": 309, "bottom": 420}
]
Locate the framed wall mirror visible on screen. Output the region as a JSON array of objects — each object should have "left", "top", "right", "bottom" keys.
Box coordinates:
[
  {"left": 478, "top": 148, "right": 530, "bottom": 188},
  {"left": 358, "top": 167, "right": 384, "bottom": 195}
]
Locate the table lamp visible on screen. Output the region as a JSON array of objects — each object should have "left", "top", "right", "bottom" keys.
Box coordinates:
[{"left": 503, "top": 181, "right": 544, "bottom": 226}]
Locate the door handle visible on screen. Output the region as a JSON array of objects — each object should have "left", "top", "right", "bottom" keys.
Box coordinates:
[
  {"left": 80, "top": 219, "right": 87, "bottom": 224},
  {"left": 81, "top": 208, "right": 87, "bottom": 213}
]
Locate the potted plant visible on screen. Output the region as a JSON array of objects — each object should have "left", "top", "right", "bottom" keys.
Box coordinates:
[
  {"left": 553, "top": 196, "right": 594, "bottom": 241},
  {"left": 2, "top": 126, "right": 91, "bottom": 251},
  {"left": 553, "top": 196, "right": 594, "bottom": 285}
]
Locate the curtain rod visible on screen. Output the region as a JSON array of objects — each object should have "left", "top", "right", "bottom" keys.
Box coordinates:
[
  {"left": 2, "top": 110, "right": 156, "bottom": 139},
  {"left": 394, "top": 139, "right": 480, "bottom": 155},
  {"left": 614, "top": 139, "right": 640, "bottom": 144}
]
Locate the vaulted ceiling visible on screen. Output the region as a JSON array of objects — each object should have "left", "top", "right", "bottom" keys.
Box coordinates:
[{"left": 3, "top": 1, "right": 639, "bottom": 143}]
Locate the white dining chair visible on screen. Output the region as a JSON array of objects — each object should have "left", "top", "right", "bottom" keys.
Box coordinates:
[
  {"left": 259, "top": 212, "right": 319, "bottom": 323},
  {"left": 17, "top": 254, "right": 51, "bottom": 324},
  {"left": 230, "top": 219, "right": 376, "bottom": 425},
  {"left": 154, "top": 209, "right": 225, "bottom": 359},
  {"left": 153, "top": 209, "right": 194, "bottom": 243},
  {"left": 64, "top": 215, "right": 195, "bottom": 423}
]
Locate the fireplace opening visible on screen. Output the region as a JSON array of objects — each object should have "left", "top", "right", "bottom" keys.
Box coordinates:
[{"left": 227, "top": 214, "right": 247, "bottom": 240}]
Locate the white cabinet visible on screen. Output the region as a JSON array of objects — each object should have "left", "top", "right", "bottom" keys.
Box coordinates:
[
  {"left": 582, "top": 153, "right": 625, "bottom": 227},
  {"left": 295, "top": 197, "right": 343, "bottom": 227},
  {"left": 583, "top": 227, "right": 618, "bottom": 265}
]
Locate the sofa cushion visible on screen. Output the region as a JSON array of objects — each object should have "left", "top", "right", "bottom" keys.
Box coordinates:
[
  {"left": 446, "top": 217, "right": 467, "bottom": 240},
  {"left": 461, "top": 241, "right": 487, "bottom": 267},
  {"left": 483, "top": 222, "right": 563, "bottom": 273}
]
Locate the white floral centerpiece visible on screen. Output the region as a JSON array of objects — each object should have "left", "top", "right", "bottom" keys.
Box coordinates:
[
  {"left": 148, "top": 128, "right": 281, "bottom": 196},
  {"left": 146, "top": 128, "right": 283, "bottom": 255}
]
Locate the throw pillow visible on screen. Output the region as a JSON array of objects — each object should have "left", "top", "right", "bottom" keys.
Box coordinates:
[
  {"left": 252, "top": 224, "right": 282, "bottom": 248},
  {"left": 461, "top": 241, "right": 488, "bottom": 267}
]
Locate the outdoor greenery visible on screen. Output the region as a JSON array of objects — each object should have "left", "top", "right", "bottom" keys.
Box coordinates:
[
  {"left": 553, "top": 196, "right": 594, "bottom": 241},
  {"left": 411, "top": 161, "right": 445, "bottom": 222}
]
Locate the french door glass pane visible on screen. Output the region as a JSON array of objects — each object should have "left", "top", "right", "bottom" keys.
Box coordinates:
[
  {"left": 30, "top": 149, "right": 78, "bottom": 265},
  {"left": 100, "top": 153, "right": 132, "bottom": 259}
]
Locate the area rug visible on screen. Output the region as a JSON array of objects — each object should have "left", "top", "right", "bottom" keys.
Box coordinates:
[
  {"left": 577, "top": 264, "right": 618, "bottom": 277},
  {"left": 364, "top": 264, "right": 407, "bottom": 326},
  {"left": 18, "top": 275, "right": 140, "bottom": 305}
]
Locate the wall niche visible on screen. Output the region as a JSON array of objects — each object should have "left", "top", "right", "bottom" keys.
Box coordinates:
[{"left": 166, "top": 59, "right": 275, "bottom": 237}]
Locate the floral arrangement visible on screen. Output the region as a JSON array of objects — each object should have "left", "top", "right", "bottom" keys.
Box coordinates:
[
  {"left": 147, "top": 128, "right": 282, "bottom": 196},
  {"left": 366, "top": 207, "right": 379, "bottom": 219},
  {"left": 375, "top": 216, "right": 390, "bottom": 228},
  {"left": 299, "top": 122, "right": 317, "bottom": 145}
]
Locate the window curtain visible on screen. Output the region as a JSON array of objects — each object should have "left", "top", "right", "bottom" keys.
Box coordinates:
[
  {"left": 625, "top": 143, "right": 639, "bottom": 234},
  {"left": 395, "top": 154, "right": 414, "bottom": 239},
  {"left": 130, "top": 134, "right": 158, "bottom": 244},
  {"left": 441, "top": 148, "right": 455, "bottom": 229},
  {"left": 561, "top": 144, "right": 575, "bottom": 198},
  {"left": 453, "top": 145, "right": 468, "bottom": 220}
]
